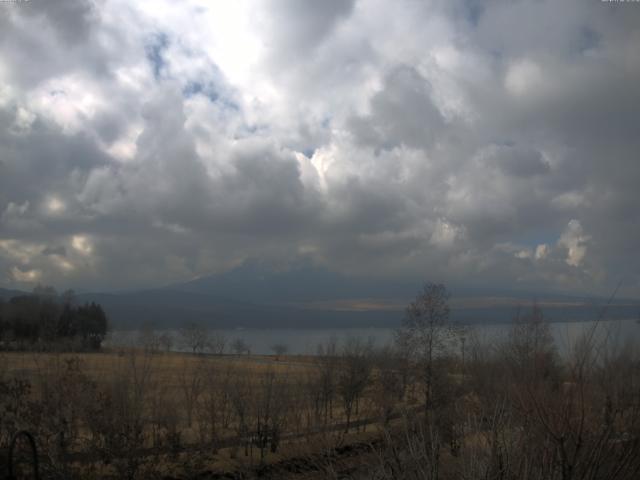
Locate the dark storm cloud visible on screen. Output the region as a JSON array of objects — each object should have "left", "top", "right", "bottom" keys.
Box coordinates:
[
  {"left": 347, "top": 67, "right": 445, "bottom": 151},
  {"left": 0, "top": 104, "right": 109, "bottom": 211},
  {"left": 209, "top": 144, "right": 316, "bottom": 234},
  {"left": 488, "top": 146, "right": 550, "bottom": 178},
  {"left": 42, "top": 245, "right": 67, "bottom": 257},
  {"left": 0, "top": 0, "right": 115, "bottom": 88},
  {"left": 18, "top": 0, "right": 98, "bottom": 44}
]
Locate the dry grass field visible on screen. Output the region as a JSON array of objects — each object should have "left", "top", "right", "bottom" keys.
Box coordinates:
[
  {"left": 2, "top": 314, "right": 640, "bottom": 480},
  {"left": 1, "top": 349, "right": 314, "bottom": 387},
  {"left": 0, "top": 348, "right": 408, "bottom": 479}
]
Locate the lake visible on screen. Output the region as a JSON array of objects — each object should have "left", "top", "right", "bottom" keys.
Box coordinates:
[{"left": 106, "top": 318, "right": 640, "bottom": 356}]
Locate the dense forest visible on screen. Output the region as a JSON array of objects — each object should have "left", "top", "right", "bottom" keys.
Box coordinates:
[{"left": 0, "top": 286, "right": 109, "bottom": 351}]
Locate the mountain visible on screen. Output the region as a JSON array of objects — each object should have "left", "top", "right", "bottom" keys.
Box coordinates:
[
  {"left": 173, "top": 258, "right": 416, "bottom": 304},
  {"left": 1, "top": 260, "right": 638, "bottom": 329},
  {"left": 173, "top": 259, "right": 632, "bottom": 307},
  {"left": 0, "top": 287, "right": 27, "bottom": 300}
]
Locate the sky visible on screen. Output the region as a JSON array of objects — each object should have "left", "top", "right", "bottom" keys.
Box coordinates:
[{"left": 0, "top": 0, "right": 639, "bottom": 298}]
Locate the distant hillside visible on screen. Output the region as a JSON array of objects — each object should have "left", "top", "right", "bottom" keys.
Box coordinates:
[
  {"left": 171, "top": 259, "right": 638, "bottom": 308},
  {"left": 172, "top": 259, "right": 415, "bottom": 304},
  {"left": 0, "top": 287, "right": 27, "bottom": 300},
  {"left": 2, "top": 262, "right": 638, "bottom": 330}
]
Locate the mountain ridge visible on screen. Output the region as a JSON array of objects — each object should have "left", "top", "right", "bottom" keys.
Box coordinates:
[{"left": 2, "top": 262, "right": 639, "bottom": 330}]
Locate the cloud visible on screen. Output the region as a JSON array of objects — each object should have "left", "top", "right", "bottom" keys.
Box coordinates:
[
  {"left": 535, "top": 244, "right": 550, "bottom": 261},
  {"left": 347, "top": 66, "right": 445, "bottom": 151},
  {"left": 11, "top": 266, "right": 42, "bottom": 283},
  {"left": 430, "top": 219, "right": 465, "bottom": 249},
  {"left": 505, "top": 59, "right": 544, "bottom": 98},
  {"left": 41, "top": 245, "right": 66, "bottom": 257},
  {"left": 0, "top": 0, "right": 638, "bottom": 297},
  {"left": 558, "top": 220, "right": 590, "bottom": 267},
  {"left": 261, "top": 0, "right": 356, "bottom": 63},
  {"left": 484, "top": 145, "right": 550, "bottom": 178}
]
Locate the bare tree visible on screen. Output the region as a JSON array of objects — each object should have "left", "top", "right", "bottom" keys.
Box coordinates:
[
  {"left": 396, "top": 283, "right": 454, "bottom": 417},
  {"left": 137, "top": 322, "right": 161, "bottom": 354},
  {"left": 231, "top": 338, "right": 250, "bottom": 355},
  {"left": 178, "top": 356, "right": 205, "bottom": 428},
  {"left": 271, "top": 343, "right": 288, "bottom": 360},
  {"left": 179, "top": 322, "right": 209, "bottom": 355},
  {"left": 316, "top": 337, "right": 339, "bottom": 426},
  {"left": 197, "top": 362, "right": 233, "bottom": 450},
  {"left": 371, "top": 345, "right": 404, "bottom": 425},
  {"left": 85, "top": 349, "right": 157, "bottom": 479},
  {"left": 209, "top": 331, "right": 226, "bottom": 355},
  {"left": 338, "top": 337, "right": 373, "bottom": 432},
  {"left": 158, "top": 331, "right": 173, "bottom": 352},
  {"left": 505, "top": 302, "right": 559, "bottom": 383},
  {"left": 149, "top": 382, "right": 181, "bottom": 451},
  {"left": 229, "top": 371, "right": 253, "bottom": 458},
  {"left": 393, "top": 283, "right": 456, "bottom": 478},
  {"left": 251, "top": 368, "right": 291, "bottom": 461}
]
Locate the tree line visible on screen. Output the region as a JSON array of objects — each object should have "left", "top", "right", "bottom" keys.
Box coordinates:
[{"left": 0, "top": 285, "right": 109, "bottom": 350}]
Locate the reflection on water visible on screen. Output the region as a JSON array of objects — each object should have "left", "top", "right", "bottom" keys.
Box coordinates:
[{"left": 106, "top": 319, "right": 640, "bottom": 356}]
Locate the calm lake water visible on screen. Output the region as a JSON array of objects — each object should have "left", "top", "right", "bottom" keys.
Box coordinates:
[{"left": 106, "top": 318, "right": 640, "bottom": 356}]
